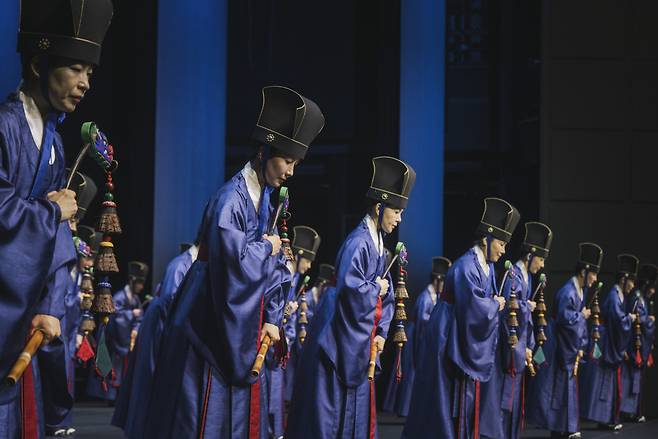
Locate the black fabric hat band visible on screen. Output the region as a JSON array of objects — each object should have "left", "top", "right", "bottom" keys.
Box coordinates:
[
  {"left": 477, "top": 221, "right": 513, "bottom": 243},
  {"left": 253, "top": 125, "right": 308, "bottom": 160},
  {"left": 18, "top": 32, "right": 102, "bottom": 65},
  {"left": 366, "top": 187, "right": 408, "bottom": 209},
  {"left": 522, "top": 243, "right": 549, "bottom": 258}
]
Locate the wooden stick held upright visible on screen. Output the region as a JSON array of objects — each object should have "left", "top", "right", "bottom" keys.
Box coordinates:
[
  {"left": 250, "top": 187, "right": 291, "bottom": 377},
  {"left": 5, "top": 331, "right": 44, "bottom": 385}
]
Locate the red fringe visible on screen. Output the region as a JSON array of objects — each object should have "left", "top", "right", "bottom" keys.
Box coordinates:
[
  {"left": 635, "top": 349, "right": 643, "bottom": 368},
  {"left": 474, "top": 380, "right": 481, "bottom": 438},
  {"left": 648, "top": 352, "right": 654, "bottom": 368},
  {"left": 394, "top": 348, "right": 402, "bottom": 383}
]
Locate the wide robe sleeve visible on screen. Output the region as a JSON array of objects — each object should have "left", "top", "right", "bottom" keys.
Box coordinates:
[
  {"left": 601, "top": 289, "right": 632, "bottom": 366},
  {"left": 553, "top": 285, "right": 587, "bottom": 368},
  {"left": 447, "top": 257, "right": 500, "bottom": 382},
  {"left": 320, "top": 232, "right": 384, "bottom": 388},
  {"left": 191, "top": 184, "right": 290, "bottom": 385}
]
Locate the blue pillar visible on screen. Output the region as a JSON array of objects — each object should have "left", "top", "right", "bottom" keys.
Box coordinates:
[
  {"left": 0, "top": 1, "right": 20, "bottom": 94},
  {"left": 398, "top": 0, "right": 446, "bottom": 293},
  {"left": 153, "top": 0, "right": 227, "bottom": 283}
]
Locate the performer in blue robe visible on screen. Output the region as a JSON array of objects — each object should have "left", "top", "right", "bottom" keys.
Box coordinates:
[
  {"left": 484, "top": 222, "right": 553, "bottom": 439},
  {"left": 306, "top": 264, "right": 336, "bottom": 323},
  {"left": 526, "top": 242, "right": 602, "bottom": 439},
  {"left": 403, "top": 197, "right": 519, "bottom": 439},
  {"left": 86, "top": 262, "right": 148, "bottom": 401},
  {"left": 383, "top": 256, "right": 450, "bottom": 417},
  {"left": 38, "top": 172, "right": 97, "bottom": 438},
  {"left": 0, "top": 2, "right": 112, "bottom": 437},
  {"left": 620, "top": 264, "right": 657, "bottom": 422},
  {"left": 277, "top": 225, "right": 322, "bottom": 416},
  {"left": 265, "top": 270, "right": 300, "bottom": 439},
  {"left": 580, "top": 254, "right": 638, "bottom": 430},
  {"left": 112, "top": 243, "right": 199, "bottom": 438},
  {"left": 287, "top": 156, "right": 415, "bottom": 439},
  {"left": 141, "top": 86, "right": 324, "bottom": 439}
]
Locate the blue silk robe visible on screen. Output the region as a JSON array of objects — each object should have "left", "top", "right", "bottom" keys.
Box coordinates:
[
  {"left": 283, "top": 281, "right": 328, "bottom": 403},
  {"left": 620, "top": 290, "right": 655, "bottom": 416},
  {"left": 526, "top": 278, "right": 588, "bottom": 434},
  {"left": 265, "top": 273, "right": 299, "bottom": 439},
  {"left": 286, "top": 219, "right": 394, "bottom": 439},
  {"left": 112, "top": 247, "right": 196, "bottom": 438},
  {"left": 0, "top": 94, "right": 76, "bottom": 437},
  {"left": 141, "top": 170, "right": 290, "bottom": 439},
  {"left": 579, "top": 286, "right": 632, "bottom": 424},
  {"left": 38, "top": 267, "right": 80, "bottom": 430},
  {"left": 86, "top": 287, "right": 142, "bottom": 401},
  {"left": 403, "top": 247, "right": 497, "bottom": 439},
  {"left": 480, "top": 262, "right": 535, "bottom": 439},
  {"left": 383, "top": 284, "right": 436, "bottom": 417}
]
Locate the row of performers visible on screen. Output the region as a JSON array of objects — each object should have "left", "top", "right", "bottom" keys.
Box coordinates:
[
  {"left": 100, "top": 87, "right": 651, "bottom": 439},
  {"left": 396, "top": 225, "right": 656, "bottom": 439}
]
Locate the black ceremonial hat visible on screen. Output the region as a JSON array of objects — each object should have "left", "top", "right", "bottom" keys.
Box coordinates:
[
  {"left": 70, "top": 171, "right": 97, "bottom": 222},
  {"left": 366, "top": 156, "right": 416, "bottom": 209},
  {"left": 617, "top": 254, "right": 639, "bottom": 280},
  {"left": 18, "top": 0, "right": 114, "bottom": 65},
  {"left": 128, "top": 261, "right": 149, "bottom": 282},
  {"left": 522, "top": 222, "right": 553, "bottom": 258},
  {"left": 432, "top": 257, "right": 451, "bottom": 279},
  {"left": 476, "top": 198, "right": 521, "bottom": 243},
  {"left": 638, "top": 264, "right": 658, "bottom": 289},
  {"left": 77, "top": 225, "right": 101, "bottom": 256},
  {"left": 578, "top": 242, "right": 604, "bottom": 273},
  {"left": 317, "top": 264, "right": 335, "bottom": 283},
  {"left": 252, "top": 86, "right": 325, "bottom": 160},
  {"left": 292, "top": 226, "right": 321, "bottom": 262}
]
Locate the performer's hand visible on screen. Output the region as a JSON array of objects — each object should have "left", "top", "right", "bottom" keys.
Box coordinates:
[
  {"left": 650, "top": 316, "right": 656, "bottom": 323},
  {"left": 47, "top": 189, "right": 78, "bottom": 222},
  {"left": 288, "top": 301, "right": 299, "bottom": 314},
  {"left": 630, "top": 313, "right": 638, "bottom": 322},
  {"left": 581, "top": 308, "right": 591, "bottom": 319},
  {"left": 374, "top": 335, "right": 386, "bottom": 353},
  {"left": 132, "top": 308, "right": 142, "bottom": 317},
  {"left": 30, "top": 314, "right": 61, "bottom": 346},
  {"left": 375, "top": 276, "right": 389, "bottom": 296},
  {"left": 494, "top": 295, "right": 506, "bottom": 311},
  {"left": 261, "top": 322, "right": 280, "bottom": 343},
  {"left": 76, "top": 334, "right": 83, "bottom": 350},
  {"left": 263, "top": 234, "right": 282, "bottom": 255},
  {"left": 527, "top": 300, "right": 537, "bottom": 312}
]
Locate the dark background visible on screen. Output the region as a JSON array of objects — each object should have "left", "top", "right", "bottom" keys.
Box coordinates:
[{"left": 6, "top": 0, "right": 656, "bottom": 413}]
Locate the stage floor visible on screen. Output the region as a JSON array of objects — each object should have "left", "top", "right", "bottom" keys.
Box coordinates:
[{"left": 71, "top": 402, "right": 658, "bottom": 438}]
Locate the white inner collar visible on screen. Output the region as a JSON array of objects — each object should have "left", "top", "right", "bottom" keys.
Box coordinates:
[
  {"left": 364, "top": 215, "right": 384, "bottom": 256},
  {"left": 571, "top": 276, "right": 584, "bottom": 301},
  {"left": 18, "top": 90, "right": 55, "bottom": 165},
  {"left": 473, "top": 245, "right": 490, "bottom": 276},
  {"left": 242, "top": 161, "right": 262, "bottom": 213},
  {"left": 427, "top": 282, "right": 437, "bottom": 305},
  {"left": 516, "top": 260, "right": 529, "bottom": 285},
  {"left": 188, "top": 244, "right": 199, "bottom": 262}
]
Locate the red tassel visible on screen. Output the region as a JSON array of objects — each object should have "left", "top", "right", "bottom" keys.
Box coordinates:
[
  {"left": 635, "top": 349, "right": 643, "bottom": 368},
  {"left": 648, "top": 352, "right": 654, "bottom": 368},
  {"left": 101, "top": 379, "right": 108, "bottom": 393},
  {"left": 394, "top": 348, "right": 402, "bottom": 383},
  {"left": 76, "top": 336, "right": 95, "bottom": 362}
]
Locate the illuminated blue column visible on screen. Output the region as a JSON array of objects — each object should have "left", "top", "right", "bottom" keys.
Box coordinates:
[
  {"left": 153, "top": 0, "right": 227, "bottom": 282},
  {"left": 0, "top": 2, "right": 20, "bottom": 94},
  {"left": 398, "top": 0, "right": 446, "bottom": 292}
]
